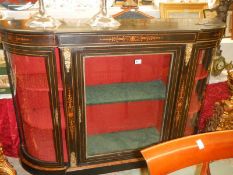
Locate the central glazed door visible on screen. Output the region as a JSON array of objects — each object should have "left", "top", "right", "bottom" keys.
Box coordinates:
[{"left": 67, "top": 44, "right": 187, "bottom": 165}]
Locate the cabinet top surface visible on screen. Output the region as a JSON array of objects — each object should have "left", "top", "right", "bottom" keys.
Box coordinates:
[{"left": 0, "top": 18, "right": 225, "bottom": 34}]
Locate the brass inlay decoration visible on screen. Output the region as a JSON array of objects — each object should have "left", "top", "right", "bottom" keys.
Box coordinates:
[
  {"left": 0, "top": 145, "right": 17, "bottom": 175},
  {"left": 3, "top": 33, "right": 56, "bottom": 46},
  {"left": 100, "top": 35, "right": 161, "bottom": 43},
  {"left": 185, "top": 43, "right": 193, "bottom": 66},
  {"left": 67, "top": 88, "right": 75, "bottom": 140},
  {"left": 70, "top": 152, "right": 77, "bottom": 168},
  {"left": 7, "top": 34, "right": 31, "bottom": 43},
  {"left": 15, "top": 36, "right": 31, "bottom": 42},
  {"left": 62, "top": 48, "right": 71, "bottom": 73},
  {"left": 175, "top": 80, "right": 186, "bottom": 126},
  {"left": 207, "top": 69, "right": 233, "bottom": 131}
]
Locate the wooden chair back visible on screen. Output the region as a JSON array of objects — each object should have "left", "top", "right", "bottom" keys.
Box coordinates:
[{"left": 141, "top": 130, "right": 233, "bottom": 175}]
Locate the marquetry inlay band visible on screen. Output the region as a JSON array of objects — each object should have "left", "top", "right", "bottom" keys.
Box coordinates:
[
  {"left": 175, "top": 80, "right": 186, "bottom": 126},
  {"left": 100, "top": 35, "right": 161, "bottom": 43},
  {"left": 67, "top": 88, "right": 75, "bottom": 140}
]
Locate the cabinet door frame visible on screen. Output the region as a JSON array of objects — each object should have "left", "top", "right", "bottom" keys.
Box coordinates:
[{"left": 68, "top": 43, "right": 187, "bottom": 165}]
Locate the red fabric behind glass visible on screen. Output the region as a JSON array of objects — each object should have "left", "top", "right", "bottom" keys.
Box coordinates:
[
  {"left": 9, "top": 51, "right": 68, "bottom": 162},
  {"left": 87, "top": 100, "right": 164, "bottom": 135},
  {"left": 85, "top": 54, "right": 171, "bottom": 136},
  {"left": 11, "top": 54, "right": 56, "bottom": 162},
  {"left": 85, "top": 54, "right": 171, "bottom": 85}
]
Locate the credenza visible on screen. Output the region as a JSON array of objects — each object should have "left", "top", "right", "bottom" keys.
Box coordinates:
[{"left": 0, "top": 18, "right": 224, "bottom": 175}]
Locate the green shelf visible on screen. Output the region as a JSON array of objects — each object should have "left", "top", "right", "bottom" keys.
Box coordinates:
[
  {"left": 87, "top": 127, "right": 160, "bottom": 156},
  {"left": 86, "top": 80, "right": 166, "bottom": 105}
]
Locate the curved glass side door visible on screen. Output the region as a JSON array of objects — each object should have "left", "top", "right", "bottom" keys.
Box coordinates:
[{"left": 5, "top": 49, "right": 67, "bottom": 163}]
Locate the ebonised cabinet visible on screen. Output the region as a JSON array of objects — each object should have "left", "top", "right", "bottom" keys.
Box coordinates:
[{"left": 0, "top": 18, "right": 224, "bottom": 175}]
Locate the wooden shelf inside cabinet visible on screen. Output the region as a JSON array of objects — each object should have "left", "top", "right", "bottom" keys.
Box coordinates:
[
  {"left": 87, "top": 127, "right": 160, "bottom": 156},
  {"left": 86, "top": 80, "right": 166, "bottom": 105}
]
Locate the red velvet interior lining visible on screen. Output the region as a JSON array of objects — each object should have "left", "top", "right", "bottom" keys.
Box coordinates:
[
  {"left": 85, "top": 54, "right": 171, "bottom": 135},
  {"left": 11, "top": 51, "right": 68, "bottom": 162},
  {"left": 85, "top": 54, "right": 171, "bottom": 85},
  {"left": 87, "top": 100, "right": 165, "bottom": 135},
  {"left": 23, "top": 122, "right": 56, "bottom": 162}
]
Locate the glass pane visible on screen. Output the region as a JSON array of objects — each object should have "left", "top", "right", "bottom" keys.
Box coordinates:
[
  {"left": 84, "top": 53, "right": 171, "bottom": 157},
  {"left": 9, "top": 53, "right": 57, "bottom": 162},
  {"left": 185, "top": 49, "right": 207, "bottom": 135}
]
